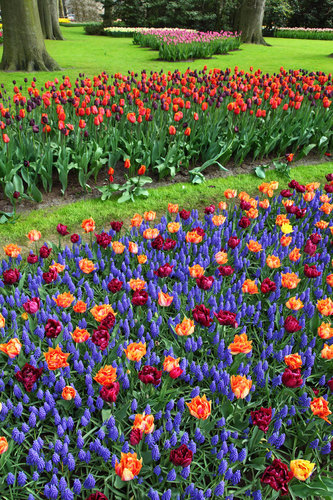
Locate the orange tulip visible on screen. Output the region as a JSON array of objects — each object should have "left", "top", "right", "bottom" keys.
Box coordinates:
[
  {"left": 282, "top": 199, "right": 294, "bottom": 208},
  {"left": 245, "top": 208, "right": 259, "bottom": 219},
  {"left": 321, "top": 344, "right": 333, "bottom": 359},
  {"left": 143, "top": 228, "right": 159, "bottom": 239},
  {"left": 275, "top": 214, "right": 289, "bottom": 227},
  {"left": 320, "top": 194, "right": 331, "bottom": 203},
  {"left": 128, "top": 242, "right": 138, "bottom": 254},
  {"left": 317, "top": 322, "right": 333, "bottom": 339},
  {"left": 43, "top": 345, "right": 70, "bottom": 370},
  {"left": 131, "top": 213, "right": 143, "bottom": 227},
  {"left": 247, "top": 240, "right": 262, "bottom": 253},
  {"left": 290, "top": 460, "right": 315, "bottom": 481},
  {"left": 71, "top": 328, "right": 90, "bottom": 343},
  {"left": 168, "top": 203, "right": 179, "bottom": 214},
  {"left": 289, "top": 248, "right": 301, "bottom": 262},
  {"left": 115, "top": 452, "right": 142, "bottom": 481},
  {"left": 137, "top": 254, "right": 147, "bottom": 264},
  {"left": 230, "top": 375, "right": 252, "bottom": 399},
  {"left": 317, "top": 298, "right": 333, "bottom": 316},
  {"left": 281, "top": 273, "right": 301, "bottom": 289},
  {"left": 90, "top": 304, "right": 116, "bottom": 323},
  {"left": 305, "top": 182, "right": 320, "bottom": 192},
  {"left": 0, "top": 436, "right": 8, "bottom": 454},
  {"left": 185, "top": 231, "right": 203, "bottom": 244},
  {"left": 163, "top": 356, "right": 180, "bottom": 372},
  {"left": 224, "top": 189, "right": 237, "bottom": 199},
  {"left": 0, "top": 314, "right": 5, "bottom": 329},
  {"left": 242, "top": 279, "right": 258, "bottom": 294},
  {"left": 0, "top": 338, "right": 22, "bottom": 358},
  {"left": 124, "top": 342, "right": 146, "bottom": 361},
  {"left": 284, "top": 353, "right": 302, "bottom": 369},
  {"left": 238, "top": 191, "right": 250, "bottom": 201},
  {"left": 158, "top": 291, "right": 174, "bottom": 307},
  {"left": 259, "top": 199, "right": 270, "bottom": 209},
  {"left": 215, "top": 251, "right": 228, "bottom": 265},
  {"left": 212, "top": 215, "right": 226, "bottom": 226},
  {"left": 218, "top": 201, "right": 227, "bottom": 210},
  {"left": 128, "top": 279, "right": 146, "bottom": 291},
  {"left": 73, "top": 300, "right": 87, "bottom": 313},
  {"left": 188, "top": 264, "right": 205, "bottom": 278},
  {"left": 79, "top": 258, "right": 95, "bottom": 274},
  {"left": 124, "top": 158, "right": 131, "bottom": 169},
  {"left": 228, "top": 333, "right": 252, "bottom": 354},
  {"left": 303, "top": 192, "right": 315, "bottom": 202},
  {"left": 319, "top": 202, "right": 333, "bottom": 214},
  {"left": 62, "top": 386, "right": 76, "bottom": 400},
  {"left": 186, "top": 394, "right": 211, "bottom": 420},
  {"left": 280, "top": 235, "right": 292, "bottom": 247},
  {"left": 144, "top": 211, "right": 156, "bottom": 221},
  {"left": 112, "top": 241, "right": 125, "bottom": 254},
  {"left": 53, "top": 292, "right": 75, "bottom": 308},
  {"left": 137, "top": 165, "right": 146, "bottom": 176},
  {"left": 286, "top": 297, "right": 304, "bottom": 311},
  {"left": 27, "top": 230, "right": 41, "bottom": 241},
  {"left": 175, "top": 317, "right": 195, "bottom": 337},
  {"left": 49, "top": 263, "right": 65, "bottom": 273},
  {"left": 94, "top": 365, "right": 117, "bottom": 385},
  {"left": 310, "top": 396, "right": 331, "bottom": 424},
  {"left": 326, "top": 274, "right": 333, "bottom": 287},
  {"left": 315, "top": 220, "right": 329, "bottom": 229},
  {"left": 167, "top": 222, "right": 181, "bottom": 233},
  {"left": 266, "top": 255, "right": 281, "bottom": 268},
  {"left": 81, "top": 218, "right": 95, "bottom": 233},
  {"left": 132, "top": 413, "right": 154, "bottom": 434},
  {"left": 3, "top": 244, "right": 21, "bottom": 258}
]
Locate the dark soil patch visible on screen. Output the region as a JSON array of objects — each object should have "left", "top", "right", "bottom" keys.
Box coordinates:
[{"left": 0, "top": 152, "right": 330, "bottom": 215}]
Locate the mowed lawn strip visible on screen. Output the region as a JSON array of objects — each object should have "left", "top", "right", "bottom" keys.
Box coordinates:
[
  {"left": 0, "top": 27, "right": 332, "bottom": 88},
  {"left": 1, "top": 161, "right": 332, "bottom": 249}
]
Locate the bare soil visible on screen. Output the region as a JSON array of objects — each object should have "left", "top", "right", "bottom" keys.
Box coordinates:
[{"left": 0, "top": 152, "right": 330, "bottom": 215}]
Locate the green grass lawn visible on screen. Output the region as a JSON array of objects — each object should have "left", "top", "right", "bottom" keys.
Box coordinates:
[
  {"left": 0, "top": 27, "right": 332, "bottom": 247},
  {"left": 0, "top": 27, "right": 332, "bottom": 89},
  {"left": 1, "top": 161, "right": 332, "bottom": 249}
]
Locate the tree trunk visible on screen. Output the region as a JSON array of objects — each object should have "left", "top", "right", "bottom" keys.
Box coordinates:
[
  {"left": 103, "top": 0, "right": 113, "bottom": 27},
  {"left": 38, "top": 0, "right": 64, "bottom": 40},
  {"left": 0, "top": 0, "right": 60, "bottom": 71},
  {"left": 59, "top": 0, "right": 65, "bottom": 18},
  {"left": 238, "top": 0, "right": 268, "bottom": 45}
]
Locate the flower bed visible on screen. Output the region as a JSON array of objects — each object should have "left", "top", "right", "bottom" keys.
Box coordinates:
[
  {"left": 0, "top": 67, "right": 332, "bottom": 205},
  {"left": 132, "top": 29, "right": 241, "bottom": 61},
  {"left": 275, "top": 28, "right": 333, "bottom": 40},
  {"left": 1, "top": 174, "right": 333, "bottom": 499},
  {"left": 104, "top": 27, "right": 144, "bottom": 37}
]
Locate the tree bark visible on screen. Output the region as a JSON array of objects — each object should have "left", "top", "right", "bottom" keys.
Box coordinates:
[
  {"left": 238, "top": 0, "right": 268, "bottom": 45},
  {"left": 38, "top": 0, "right": 64, "bottom": 40},
  {"left": 0, "top": 0, "right": 60, "bottom": 71},
  {"left": 103, "top": 0, "right": 113, "bottom": 27},
  {"left": 59, "top": 0, "right": 65, "bottom": 18}
]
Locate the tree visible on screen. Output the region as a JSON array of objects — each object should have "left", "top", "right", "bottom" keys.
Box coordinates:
[
  {"left": 38, "top": 0, "right": 64, "bottom": 40},
  {"left": 238, "top": 0, "right": 268, "bottom": 44},
  {"left": 0, "top": 0, "right": 60, "bottom": 71}
]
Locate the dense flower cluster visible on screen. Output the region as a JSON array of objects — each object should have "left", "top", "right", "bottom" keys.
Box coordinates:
[
  {"left": 133, "top": 28, "right": 240, "bottom": 60},
  {"left": 0, "top": 175, "right": 332, "bottom": 498},
  {"left": 0, "top": 67, "right": 332, "bottom": 203}
]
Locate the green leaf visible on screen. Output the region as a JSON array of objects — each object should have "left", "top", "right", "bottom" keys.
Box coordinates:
[
  {"left": 30, "top": 184, "right": 43, "bottom": 203},
  {"left": 254, "top": 166, "right": 266, "bottom": 179},
  {"left": 118, "top": 191, "right": 132, "bottom": 203},
  {"left": 302, "top": 143, "right": 316, "bottom": 156}
]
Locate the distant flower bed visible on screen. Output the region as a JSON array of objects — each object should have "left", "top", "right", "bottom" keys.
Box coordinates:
[
  {"left": 275, "top": 28, "right": 333, "bottom": 40},
  {"left": 104, "top": 27, "right": 145, "bottom": 37},
  {"left": 0, "top": 176, "right": 333, "bottom": 499},
  {"left": 0, "top": 31, "right": 3, "bottom": 44},
  {"left": 132, "top": 28, "right": 241, "bottom": 61},
  {"left": 59, "top": 18, "right": 71, "bottom": 24}
]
